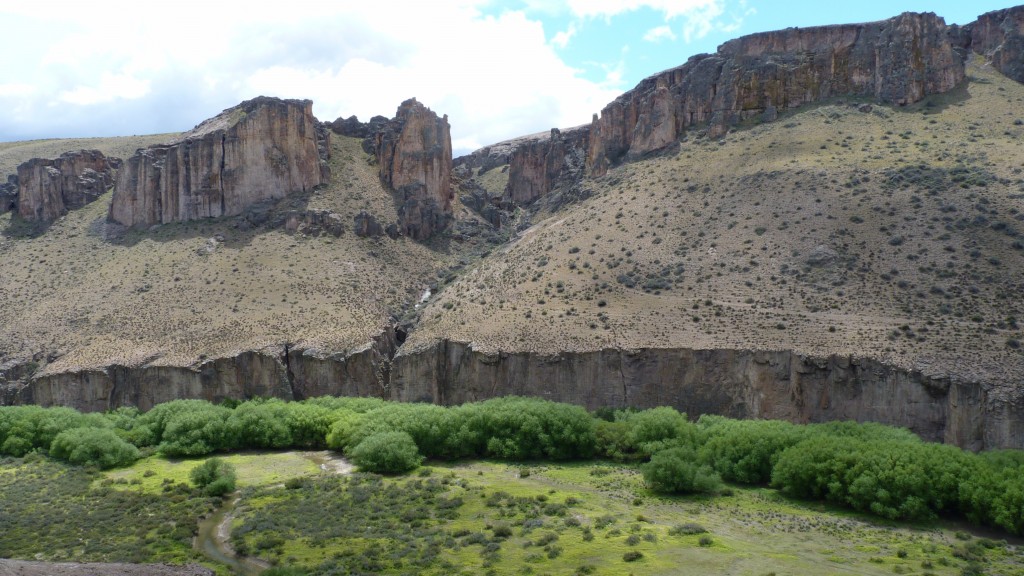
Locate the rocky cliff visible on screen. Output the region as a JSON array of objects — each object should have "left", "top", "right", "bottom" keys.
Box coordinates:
[
  {"left": 390, "top": 341, "right": 1022, "bottom": 452},
  {"left": 586, "top": 11, "right": 964, "bottom": 175},
  {"left": 109, "top": 97, "right": 327, "bottom": 227},
  {"left": 966, "top": 6, "right": 1024, "bottom": 83},
  {"left": 16, "top": 150, "right": 117, "bottom": 222},
  {"left": 3, "top": 336, "right": 1020, "bottom": 451},
  {"left": 505, "top": 127, "right": 589, "bottom": 206},
  {"left": 374, "top": 98, "right": 453, "bottom": 240}
]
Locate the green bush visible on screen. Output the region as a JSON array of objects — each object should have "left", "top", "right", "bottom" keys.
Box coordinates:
[
  {"left": 50, "top": 427, "right": 140, "bottom": 469},
  {"left": 349, "top": 431, "right": 423, "bottom": 474},
  {"left": 642, "top": 446, "right": 722, "bottom": 494},
  {"left": 159, "top": 404, "right": 237, "bottom": 456},
  {"left": 698, "top": 416, "right": 807, "bottom": 484},
  {"left": 190, "top": 457, "right": 237, "bottom": 496},
  {"left": 597, "top": 407, "right": 699, "bottom": 460}
]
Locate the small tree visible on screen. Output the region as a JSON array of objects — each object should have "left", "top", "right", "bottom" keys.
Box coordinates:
[
  {"left": 349, "top": 431, "right": 422, "bottom": 474},
  {"left": 190, "top": 457, "right": 237, "bottom": 496},
  {"left": 50, "top": 427, "right": 140, "bottom": 469}
]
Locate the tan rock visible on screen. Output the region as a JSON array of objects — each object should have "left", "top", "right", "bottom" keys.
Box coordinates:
[
  {"left": 587, "top": 11, "right": 965, "bottom": 175},
  {"left": 374, "top": 98, "right": 453, "bottom": 240},
  {"left": 16, "top": 150, "right": 116, "bottom": 222},
  {"left": 109, "top": 97, "right": 325, "bottom": 227}
]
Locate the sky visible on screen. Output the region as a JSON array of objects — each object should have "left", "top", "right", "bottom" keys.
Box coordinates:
[{"left": 0, "top": 0, "right": 1012, "bottom": 156}]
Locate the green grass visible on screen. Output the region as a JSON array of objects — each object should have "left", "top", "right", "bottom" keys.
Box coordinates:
[
  {"left": 102, "top": 451, "right": 321, "bottom": 494},
  {"left": 230, "top": 460, "right": 1024, "bottom": 575},
  {"left": 0, "top": 455, "right": 213, "bottom": 565}
]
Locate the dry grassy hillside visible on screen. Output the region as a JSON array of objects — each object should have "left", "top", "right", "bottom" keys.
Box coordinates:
[
  {"left": 410, "top": 59, "right": 1024, "bottom": 384},
  {"left": 0, "top": 134, "right": 179, "bottom": 177},
  {"left": 0, "top": 136, "right": 468, "bottom": 374}
]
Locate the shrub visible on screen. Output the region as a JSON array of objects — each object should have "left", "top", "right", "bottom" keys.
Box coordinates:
[
  {"left": 190, "top": 458, "right": 237, "bottom": 496},
  {"left": 623, "top": 551, "right": 643, "bottom": 562},
  {"left": 349, "top": 431, "right": 423, "bottom": 474},
  {"left": 50, "top": 428, "right": 140, "bottom": 469},
  {"left": 698, "top": 416, "right": 807, "bottom": 484},
  {"left": 642, "top": 446, "right": 722, "bottom": 494}
]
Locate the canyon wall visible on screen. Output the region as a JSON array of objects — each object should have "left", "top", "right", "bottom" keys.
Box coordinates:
[
  {"left": 967, "top": 6, "right": 1024, "bottom": 83},
  {"left": 389, "top": 341, "right": 1021, "bottom": 452},
  {"left": 374, "top": 98, "right": 453, "bottom": 240},
  {"left": 505, "top": 127, "right": 589, "bottom": 206},
  {"left": 1, "top": 336, "right": 396, "bottom": 412},
  {"left": 109, "top": 97, "right": 327, "bottom": 227},
  {"left": 16, "top": 150, "right": 117, "bottom": 222},
  {"left": 3, "top": 337, "right": 1020, "bottom": 451},
  {"left": 586, "top": 11, "right": 964, "bottom": 175}
]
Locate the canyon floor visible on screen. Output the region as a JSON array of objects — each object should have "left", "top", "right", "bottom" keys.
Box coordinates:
[{"left": 0, "top": 452, "right": 1021, "bottom": 575}]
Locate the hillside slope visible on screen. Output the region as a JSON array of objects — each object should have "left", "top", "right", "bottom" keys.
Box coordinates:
[{"left": 399, "top": 59, "right": 1024, "bottom": 449}]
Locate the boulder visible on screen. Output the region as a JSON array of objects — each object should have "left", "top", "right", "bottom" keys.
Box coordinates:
[
  {"left": 16, "top": 150, "right": 116, "bottom": 222},
  {"left": 109, "top": 96, "right": 326, "bottom": 227},
  {"left": 353, "top": 211, "right": 385, "bottom": 238},
  {"left": 373, "top": 98, "right": 453, "bottom": 241}
]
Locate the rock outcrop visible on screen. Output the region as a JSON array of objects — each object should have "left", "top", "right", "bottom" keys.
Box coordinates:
[
  {"left": 0, "top": 174, "right": 17, "bottom": 214},
  {"left": 587, "top": 12, "right": 965, "bottom": 175},
  {"left": 327, "top": 114, "right": 389, "bottom": 140},
  {"left": 4, "top": 336, "right": 1021, "bottom": 451},
  {"left": 505, "top": 126, "right": 589, "bottom": 206},
  {"left": 374, "top": 98, "right": 453, "bottom": 240},
  {"left": 16, "top": 150, "right": 117, "bottom": 222},
  {"left": 109, "top": 97, "right": 327, "bottom": 228},
  {"left": 966, "top": 6, "right": 1024, "bottom": 83},
  {"left": 390, "top": 341, "right": 1023, "bottom": 452},
  {"left": 283, "top": 209, "right": 345, "bottom": 237}
]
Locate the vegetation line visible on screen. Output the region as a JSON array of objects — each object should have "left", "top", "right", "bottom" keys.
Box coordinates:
[{"left": 1, "top": 396, "right": 1022, "bottom": 536}]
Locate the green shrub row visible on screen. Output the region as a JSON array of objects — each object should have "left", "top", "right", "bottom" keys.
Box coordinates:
[{"left": 1, "top": 397, "right": 1022, "bottom": 534}]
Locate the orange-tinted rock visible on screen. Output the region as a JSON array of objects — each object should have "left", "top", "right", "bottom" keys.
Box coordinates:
[
  {"left": 374, "top": 98, "right": 452, "bottom": 240},
  {"left": 587, "top": 12, "right": 965, "bottom": 175},
  {"left": 109, "top": 97, "right": 326, "bottom": 227},
  {"left": 967, "top": 6, "right": 1024, "bottom": 83},
  {"left": 16, "top": 150, "right": 116, "bottom": 222}
]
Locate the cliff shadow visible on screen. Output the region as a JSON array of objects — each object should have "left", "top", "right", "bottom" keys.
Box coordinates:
[
  {"left": 96, "top": 192, "right": 319, "bottom": 249},
  {"left": 1, "top": 213, "right": 56, "bottom": 239}
]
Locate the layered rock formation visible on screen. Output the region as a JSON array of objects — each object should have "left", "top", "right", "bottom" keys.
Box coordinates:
[
  {"left": 586, "top": 11, "right": 964, "bottom": 174},
  {"left": 390, "top": 341, "right": 1022, "bottom": 452},
  {"left": 505, "top": 126, "right": 589, "bottom": 206},
  {"left": 374, "top": 98, "right": 453, "bottom": 240},
  {"left": 966, "top": 6, "right": 1024, "bottom": 83},
  {"left": 3, "top": 337, "right": 1020, "bottom": 451},
  {"left": 109, "top": 97, "right": 327, "bottom": 227},
  {"left": 16, "top": 150, "right": 117, "bottom": 222}
]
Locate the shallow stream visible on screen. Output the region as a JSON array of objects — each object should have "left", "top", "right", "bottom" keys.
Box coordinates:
[{"left": 193, "top": 451, "right": 352, "bottom": 574}]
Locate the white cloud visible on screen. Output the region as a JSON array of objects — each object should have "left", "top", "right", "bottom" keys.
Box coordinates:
[
  {"left": 643, "top": 25, "right": 677, "bottom": 42},
  {"left": 551, "top": 22, "right": 578, "bottom": 48},
  {"left": 0, "top": 1, "right": 619, "bottom": 155},
  {"left": 565, "top": 0, "right": 721, "bottom": 20},
  {"left": 58, "top": 73, "right": 150, "bottom": 106}
]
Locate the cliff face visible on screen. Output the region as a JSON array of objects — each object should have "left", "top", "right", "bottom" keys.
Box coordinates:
[
  {"left": 374, "top": 98, "right": 453, "bottom": 240},
  {"left": 16, "top": 150, "right": 117, "bottom": 222},
  {"left": 5, "top": 337, "right": 1019, "bottom": 451},
  {"left": 505, "top": 127, "right": 589, "bottom": 206},
  {"left": 109, "top": 97, "right": 326, "bottom": 227},
  {"left": 2, "top": 336, "right": 396, "bottom": 412},
  {"left": 390, "top": 341, "right": 1022, "bottom": 452},
  {"left": 967, "top": 6, "right": 1024, "bottom": 83},
  {"left": 587, "top": 12, "right": 964, "bottom": 175}
]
